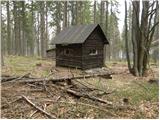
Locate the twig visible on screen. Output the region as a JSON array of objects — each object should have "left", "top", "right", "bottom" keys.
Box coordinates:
[
  {"left": 27, "top": 83, "right": 40, "bottom": 88},
  {"left": 29, "top": 110, "right": 38, "bottom": 118},
  {"left": 75, "top": 79, "right": 113, "bottom": 94},
  {"left": 66, "top": 89, "right": 112, "bottom": 105},
  {"left": 95, "top": 90, "right": 116, "bottom": 96},
  {"left": 55, "top": 96, "right": 61, "bottom": 102},
  {"left": 43, "top": 104, "right": 47, "bottom": 111},
  {"left": 21, "top": 95, "right": 56, "bottom": 119},
  {"left": 42, "top": 80, "right": 54, "bottom": 97}
]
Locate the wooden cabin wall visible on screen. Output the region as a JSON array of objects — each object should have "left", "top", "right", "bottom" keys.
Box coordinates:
[
  {"left": 46, "top": 50, "right": 56, "bottom": 59},
  {"left": 82, "top": 28, "right": 104, "bottom": 69},
  {"left": 56, "top": 44, "right": 82, "bottom": 68}
]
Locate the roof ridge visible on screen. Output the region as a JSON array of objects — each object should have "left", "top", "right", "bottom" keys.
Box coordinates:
[{"left": 51, "top": 24, "right": 107, "bottom": 45}]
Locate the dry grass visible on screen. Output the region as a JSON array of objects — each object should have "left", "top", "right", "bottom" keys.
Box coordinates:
[{"left": 1, "top": 55, "right": 159, "bottom": 119}]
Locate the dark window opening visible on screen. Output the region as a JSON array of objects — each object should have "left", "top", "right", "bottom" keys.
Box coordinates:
[
  {"left": 64, "top": 49, "right": 72, "bottom": 55},
  {"left": 65, "top": 50, "right": 69, "bottom": 54},
  {"left": 89, "top": 49, "right": 98, "bottom": 55}
]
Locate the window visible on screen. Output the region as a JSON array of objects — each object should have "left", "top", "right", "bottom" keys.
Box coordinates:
[
  {"left": 65, "top": 49, "right": 69, "bottom": 54},
  {"left": 64, "top": 49, "right": 72, "bottom": 55},
  {"left": 89, "top": 49, "right": 98, "bottom": 55}
]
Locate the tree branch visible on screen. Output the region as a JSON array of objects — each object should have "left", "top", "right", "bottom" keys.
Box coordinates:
[{"left": 21, "top": 95, "right": 56, "bottom": 119}]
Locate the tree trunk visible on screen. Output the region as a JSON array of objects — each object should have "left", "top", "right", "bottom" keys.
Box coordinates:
[
  {"left": 13, "top": 1, "right": 18, "bottom": 55},
  {"left": 37, "top": 12, "right": 40, "bottom": 56},
  {"left": 132, "top": 1, "right": 140, "bottom": 76},
  {"left": 17, "top": 3, "right": 21, "bottom": 56},
  {"left": 6, "top": 1, "right": 11, "bottom": 55},
  {"left": 125, "top": 0, "right": 132, "bottom": 72},
  {"left": 105, "top": 1, "right": 108, "bottom": 34},
  {"left": 21, "top": 1, "right": 26, "bottom": 56},
  {"left": 130, "top": 1, "right": 158, "bottom": 76},
  {"left": 94, "top": 0, "right": 96, "bottom": 23},
  {"left": 103, "top": 1, "right": 109, "bottom": 64},
  {"left": 45, "top": 2, "right": 48, "bottom": 50},
  {"left": 79, "top": 1, "right": 83, "bottom": 24},
  {"left": 63, "top": 1, "right": 67, "bottom": 28},
  {"left": 30, "top": 1, "right": 35, "bottom": 56},
  {"left": 40, "top": 1, "right": 46, "bottom": 58},
  {"left": 1, "top": 50, "right": 4, "bottom": 66},
  {"left": 143, "top": 1, "right": 159, "bottom": 73},
  {"left": 100, "top": 0, "right": 104, "bottom": 28},
  {"left": 104, "top": 1, "right": 109, "bottom": 62},
  {"left": 55, "top": 1, "right": 61, "bottom": 34},
  {"left": 71, "top": 1, "right": 76, "bottom": 25},
  {"left": 138, "top": 1, "right": 149, "bottom": 76},
  {"left": 75, "top": 1, "right": 78, "bottom": 25}
]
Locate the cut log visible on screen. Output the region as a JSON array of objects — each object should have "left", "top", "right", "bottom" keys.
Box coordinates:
[{"left": 21, "top": 95, "right": 56, "bottom": 119}]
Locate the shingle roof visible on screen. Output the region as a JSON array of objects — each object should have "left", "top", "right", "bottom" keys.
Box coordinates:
[{"left": 51, "top": 24, "right": 108, "bottom": 44}]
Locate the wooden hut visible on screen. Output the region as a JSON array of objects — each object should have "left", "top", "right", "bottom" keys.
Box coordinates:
[{"left": 51, "top": 24, "right": 109, "bottom": 69}]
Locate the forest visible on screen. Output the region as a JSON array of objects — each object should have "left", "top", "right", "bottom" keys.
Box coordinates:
[{"left": 1, "top": 0, "right": 159, "bottom": 119}]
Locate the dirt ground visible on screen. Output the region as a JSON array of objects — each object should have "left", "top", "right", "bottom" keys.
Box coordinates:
[{"left": 1, "top": 56, "right": 159, "bottom": 119}]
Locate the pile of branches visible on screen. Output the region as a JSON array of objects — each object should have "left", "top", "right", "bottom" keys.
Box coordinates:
[{"left": 1, "top": 72, "right": 116, "bottom": 118}]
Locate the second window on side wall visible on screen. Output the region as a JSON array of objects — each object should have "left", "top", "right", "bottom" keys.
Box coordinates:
[
  {"left": 89, "top": 49, "right": 98, "bottom": 55},
  {"left": 64, "top": 49, "right": 72, "bottom": 55}
]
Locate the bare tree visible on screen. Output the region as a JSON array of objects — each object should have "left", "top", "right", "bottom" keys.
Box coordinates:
[
  {"left": 127, "top": 1, "right": 159, "bottom": 76},
  {"left": 124, "top": 0, "right": 132, "bottom": 72}
]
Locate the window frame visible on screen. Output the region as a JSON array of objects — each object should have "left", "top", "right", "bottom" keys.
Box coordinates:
[{"left": 89, "top": 49, "right": 98, "bottom": 56}]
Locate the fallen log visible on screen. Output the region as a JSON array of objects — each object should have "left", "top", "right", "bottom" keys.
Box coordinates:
[
  {"left": 21, "top": 95, "right": 56, "bottom": 119},
  {"left": 14, "top": 73, "right": 112, "bottom": 83},
  {"left": 1, "top": 73, "right": 32, "bottom": 83},
  {"left": 1, "top": 76, "right": 18, "bottom": 82},
  {"left": 66, "top": 89, "right": 112, "bottom": 105}
]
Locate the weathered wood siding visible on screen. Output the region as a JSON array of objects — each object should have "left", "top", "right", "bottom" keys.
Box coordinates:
[
  {"left": 46, "top": 49, "right": 56, "bottom": 59},
  {"left": 82, "top": 27, "right": 104, "bottom": 69},
  {"left": 56, "top": 44, "right": 82, "bottom": 68}
]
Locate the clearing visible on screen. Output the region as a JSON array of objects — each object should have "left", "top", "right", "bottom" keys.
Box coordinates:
[{"left": 1, "top": 56, "right": 159, "bottom": 119}]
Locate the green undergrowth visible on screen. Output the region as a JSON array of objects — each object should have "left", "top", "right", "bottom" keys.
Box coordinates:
[
  {"left": 3, "top": 55, "right": 52, "bottom": 77},
  {"left": 113, "top": 81, "right": 159, "bottom": 105},
  {"left": 85, "top": 77, "right": 158, "bottom": 105}
]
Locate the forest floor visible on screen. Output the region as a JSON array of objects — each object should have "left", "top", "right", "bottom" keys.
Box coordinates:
[{"left": 1, "top": 56, "right": 159, "bottom": 119}]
